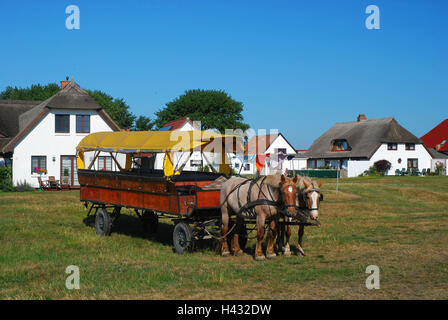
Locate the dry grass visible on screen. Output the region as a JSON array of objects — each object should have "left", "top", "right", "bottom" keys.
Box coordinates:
[{"left": 0, "top": 176, "right": 447, "bottom": 299}]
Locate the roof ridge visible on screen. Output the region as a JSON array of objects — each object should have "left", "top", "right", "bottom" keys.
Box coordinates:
[{"left": 333, "top": 117, "right": 394, "bottom": 125}]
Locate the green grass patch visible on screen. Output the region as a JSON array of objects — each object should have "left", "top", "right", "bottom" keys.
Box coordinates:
[{"left": 1, "top": 176, "right": 448, "bottom": 299}]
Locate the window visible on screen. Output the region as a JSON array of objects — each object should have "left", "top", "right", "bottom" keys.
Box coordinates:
[
  {"left": 76, "top": 115, "right": 90, "bottom": 133},
  {"left": 405, "top": 143, "right": 415, "bottom": 151},
  {"left": 55, "top": 115, "right": 70, "bottom": 133},
  {"left": 276, "top": 148, "right": 287, "bottom": 154},
  {"left": 190, "top": 160, "right": 203, "bottom": 167},
  {"left": 407, "top": 158, "right": 418, "bottom": 169},
  {"left": 234, "top": 163, "right": 240, "bottom": 169},
  {"left": 31, "top": 156, "right": 46, "bottom": 174},
  {"left": 244, "top": 163, "right": 250, "bottom": 171},
  {"left": 331, "top": 139, "right": 350, "bottom": 151},
  {"left": 388, "top": 143, "right": 397, "bottom": 150},
  {"left": 98, "top": 156, "right": 112, "bottom": 171}
]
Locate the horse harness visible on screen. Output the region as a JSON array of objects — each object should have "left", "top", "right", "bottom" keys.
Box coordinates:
[{"left": 222, "top": 176, "right": 315, "bottom": 220}]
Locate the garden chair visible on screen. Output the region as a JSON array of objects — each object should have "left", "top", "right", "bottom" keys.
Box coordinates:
[
  {"left": 422, "top": 168, "right": 426, "bottom": 176},
  {"left": 401, "top": 168, "right": 406, "bottom": 176},
  {"left": 414, "top": 168, "right": 421, "bottom": 176},
  {"left": 37, "top": 177, "right": 49, "bottom": 190},
  {"left": 48, "top": 176, "right": 61, "bottom": 190},
  {"left": 395, "top": 169, "right": 401, "bottom": 176}
]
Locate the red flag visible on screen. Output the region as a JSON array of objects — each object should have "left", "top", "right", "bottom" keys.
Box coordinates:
[{"left": 256, "top": 153, "right": 270, "bottom": 172}]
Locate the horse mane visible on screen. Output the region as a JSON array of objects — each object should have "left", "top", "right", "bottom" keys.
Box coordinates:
[
  {"left": 263, "top": 174, "right": 282, "bottom": 188},
  {"left": 296, "top": 175, "right": 315, "bottom": 191}
]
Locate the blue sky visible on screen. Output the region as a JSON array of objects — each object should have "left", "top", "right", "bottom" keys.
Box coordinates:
[{"left": 0, "top": 0, "right": 446, "bottom": 148}]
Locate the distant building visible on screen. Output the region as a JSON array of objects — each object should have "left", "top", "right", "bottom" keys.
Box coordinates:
[
  {"left": 155, "top": 117, "right": 221, "bottom": 172},
  {"left": 233, "top": 133, "right": 297, "bottom": 175},
  {"left": 420, "top": 119, "right": 448, "bottom": 174},
  {"left": 304, "top": 114, "right": 436, "bottom": 177},
  {"left": 0, "top": 80, "right": 120, "bottom": 187}
]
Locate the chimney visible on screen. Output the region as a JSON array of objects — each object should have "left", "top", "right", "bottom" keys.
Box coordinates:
[
  {"left": 60, "top": 76, "right": 70, "bottom": 89},
  {"left": 357, "top": 114, "right": 367, "bottom": 122}
]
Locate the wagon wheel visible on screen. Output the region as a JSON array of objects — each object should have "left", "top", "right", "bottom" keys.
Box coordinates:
[
  {"left": 95, "top": 208, "right": 112, "bottom": 236},
  {"left": 173, "top": 222, "right": 194, "bottom": 254},
  {"left": 141, "top": 210, "right": 158, "bottom": 234}
]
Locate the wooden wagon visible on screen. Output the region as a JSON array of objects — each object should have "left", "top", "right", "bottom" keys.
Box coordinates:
[{"left": 76, "top": 130, "right": 244, "bottom": 253}]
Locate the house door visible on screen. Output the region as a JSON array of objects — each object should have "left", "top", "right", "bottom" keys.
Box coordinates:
[{"left": 61, "top": 156, "right": 79, "bottom": 187}]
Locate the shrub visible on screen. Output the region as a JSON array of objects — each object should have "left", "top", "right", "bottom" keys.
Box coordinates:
[
  {"left": 0, "top": 167, "right": 14, "bottom": 191},
  {"left": 374, "top": 160, "right": 392, "bottom": 175},
  {"left": 361, "top": 166, "right": 380, "bottom": 177}
]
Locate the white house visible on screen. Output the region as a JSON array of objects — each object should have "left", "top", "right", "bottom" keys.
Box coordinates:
[
  {"left": 153, "top": 117, "right": 224, "bottom": 172},
  {"left": 236, "top": 133, "right": 297, "bottom": 175},
  {"left": 304, "top": 114, "right": 435, "bottom": 177},
  {"left": 0, "top": 80, "right": 120, "bottom": 188}
]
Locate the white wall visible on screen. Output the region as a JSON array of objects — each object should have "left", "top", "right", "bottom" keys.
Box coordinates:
[
  {"left": 12, "top": 109, "right": 114, "bottom": 187},
  {"left": 369, "top": 143, "right": 432, "bottom": 176},
  {"left": 347, "top": 159, "right": 371, "bottom": 177}
]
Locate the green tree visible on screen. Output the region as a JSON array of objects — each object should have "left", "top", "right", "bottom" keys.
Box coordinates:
[
  {"left": 86, "top": 90, "right": 136, "bottom": 129},
  {"left": 133, "top": 115, "right": 154, "bottom": 131},
  {"left": 0, "top": 83, "right": 60, "bottom": 101},
  {"left": 155, "top": 89, "right": 250, "bottom": 132}
]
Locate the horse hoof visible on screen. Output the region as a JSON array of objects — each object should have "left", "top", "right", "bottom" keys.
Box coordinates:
[
  {"left": 297, "top": 249, "right": 306, "bottom": 256},
  {"left": 221, "top": 251, "right": 230, "bottom": 257},
  {"left": 266, "top": 253, "right": 277, "bottom": 259},
  {"left": 233, "top": 250, "right": 244, "bottom": 257},
  {"left": 283, "top": 251, "right": 292, "bottom": 257},
  {"left": 254, "top": 255, "right": 266, "bottom": 261}
]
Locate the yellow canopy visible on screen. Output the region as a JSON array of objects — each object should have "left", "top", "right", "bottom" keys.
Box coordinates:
[
  {"left": 76, "top": 130, "right": 242, "bottom": 153},
  {"left": 76, "top": 130, "right": 243, "bottom": 177}
]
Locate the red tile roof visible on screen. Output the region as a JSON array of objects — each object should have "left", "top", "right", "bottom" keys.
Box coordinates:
[
  {"left": 160, "top": 117, "right": 200, "bottom": 131},
  {"left": 421, "top": 119, "right": 448, "bottom": 152}
]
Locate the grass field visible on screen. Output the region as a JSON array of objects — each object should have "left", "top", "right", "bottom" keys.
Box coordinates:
[{"left": 1, "top": 176, "right": 447, "bottom": 299}]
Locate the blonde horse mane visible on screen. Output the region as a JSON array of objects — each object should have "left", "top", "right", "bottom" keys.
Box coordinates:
[
  {"left": 296, "top": 175, "right": 319, "bottom": 191},
  {"left": 264, "top": 174, "right": 282, "bottom": 188}
]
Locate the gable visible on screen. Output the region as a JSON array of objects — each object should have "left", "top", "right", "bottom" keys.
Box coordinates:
[
  {"left": 1, "top": 81, "right": 120, "bottom": 153},
  {"left": 265, "top": 134, "right": 296, "bottom": 154}
]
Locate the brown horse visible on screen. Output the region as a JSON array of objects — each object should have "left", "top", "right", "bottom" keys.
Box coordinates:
[
  {"left": 281, "top": 176, "right": 322, "bottom": 257},
  {"left": 220, "top": 174, "right": 298, "bottom": 261}
]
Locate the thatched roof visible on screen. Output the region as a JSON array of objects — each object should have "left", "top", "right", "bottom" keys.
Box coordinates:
[
  {"left": 305, "top": 117, "right": 422, "bottom": 159},
  {"left": 0, "top": 81, "right": 120, "bottom": 154}
]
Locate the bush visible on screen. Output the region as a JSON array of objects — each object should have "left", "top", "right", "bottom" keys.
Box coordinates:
[
  {"left": 435, "top": 161, "right": 446, "bottom": 176},
  {"left": 374, "top": 160, "right": 392, "bottom": 175},
  {"left": 361, "top": 166, "right": 380, "bottom": 177},
  {"left": 15, "top": 180, "right": 34, "bottom": 192},
  {"left": 0, "top": 167, "right": 14, "bottom": 191}
]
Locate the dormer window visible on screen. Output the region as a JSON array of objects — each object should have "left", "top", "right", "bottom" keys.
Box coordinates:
[
  {"left": 331, "top": 139, "right": 350, "bottom": 152},
  {"left": 388, "top": 143, "right": 397, "bottom": 150},
  {"left": 405, "top": 143, "right": 415, "bottom": 151}
]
